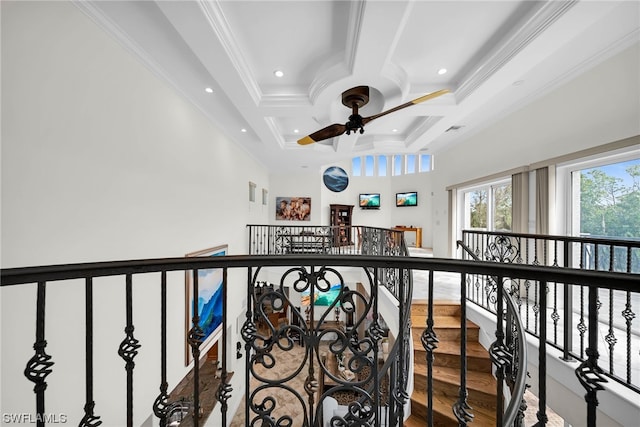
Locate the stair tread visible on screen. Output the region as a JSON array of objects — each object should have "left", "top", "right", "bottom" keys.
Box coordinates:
[{"left": 413, "top": 364, "right": 497, "bottom": 397}]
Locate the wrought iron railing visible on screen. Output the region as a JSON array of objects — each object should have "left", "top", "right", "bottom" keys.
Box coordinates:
[
  {"left": 247, "top": 224, "right": 409, "bottom": 301},
  {"left": 459, "top": 229, "right": 640, "bottom": 396},
  {"left": 3, "top": 252, "right": 636, "bottom": 426},
  {"left": 456, "top": 241, "right": 529, "bottom": 426}
]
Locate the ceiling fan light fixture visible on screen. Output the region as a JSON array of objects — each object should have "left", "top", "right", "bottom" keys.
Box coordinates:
[{"left": 296, "top": 87, "right": 449, "bottom": 146}]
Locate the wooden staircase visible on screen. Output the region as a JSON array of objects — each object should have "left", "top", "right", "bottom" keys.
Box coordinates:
[{"left": 404, "top": 301, "right": 498, "bottom": 426}]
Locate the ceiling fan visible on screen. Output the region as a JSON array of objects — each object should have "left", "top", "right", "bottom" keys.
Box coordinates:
[{"left": 297, "top": 86, "right": 449, "bottom": 145}]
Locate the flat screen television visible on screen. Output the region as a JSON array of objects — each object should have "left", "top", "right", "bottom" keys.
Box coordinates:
[
  {"left": 359, "top": 193, "right": 381, "bottom": 209},
  {"left": 396, "top": 191, "right": 418, "bottom": 207}
]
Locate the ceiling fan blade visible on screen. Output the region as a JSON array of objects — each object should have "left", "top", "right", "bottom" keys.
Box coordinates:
[
  {"left": 297, "top": 123, "right": 347, "bottom": 145},
  {"left": 362, "top": 89, "right": 450, "bottom": 125}
]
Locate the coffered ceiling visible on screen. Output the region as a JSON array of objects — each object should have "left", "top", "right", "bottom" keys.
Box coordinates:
[{"left": 77, "top": 1, "right": 639, "bottom": 173}]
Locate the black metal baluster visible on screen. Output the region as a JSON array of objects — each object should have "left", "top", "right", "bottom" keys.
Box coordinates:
[
  {"left": 489, "top": 276, "right": 507, "bottom": 425},
  {"left": 562, "top": 241, "right": 573, "bottom": 361},
  {"left": 622, "top": 290, "right": 635, "bottom": 385},
  {"left": 534, "top": 280, "right": 548, "bottom": 426},
  {"left": 606, "top": 288, "right": 616, "bottom": 374},
  {"left": 153, "top": 271, "right": 169, "bottom": 426},
  {"left": 622, "top": 246, "right": 635, "bottom": 385},
  {"left": 216, "top": 268, "right": 233, "bottom": 425},
  {"left": 533, "top": 240, "right": 540, "bottom": 335},
  {"left": 118, "top": 274, "right": 141, "bottom": 427},
  {"left": 605, "top": 245, "right": 617, "bottom": 374},
  {"left": 578, "top": 285, "right": 587, "bottom": 359},
  {"left": 24, "top": 281, "right": 54, "bottom": 427},
  {"left": 453, "top": 273, "right": 473, "bottom": 426},
  {"left": 578, "top": 243, "right": 587, "bottom": 358},
  {"left": 188, "top": 269, "right": 204, "bottom": 427},
  {"left": 395, "top": 268, "right": 407, "bottom": 425},
  {"left": 420, "top": 270, "right": 438, "bottom": 426},
  {"left": 80, "top": 277, "right": 102, "bottom": 426},
  {"left": 575, "top": 284, "right": 607, "bottom": 427},
  {"left": 551, "top": 282, "right": 559, "bottom": 345},
  {"left": 525, "top": 239, "right": 531, "bottom": 331}
]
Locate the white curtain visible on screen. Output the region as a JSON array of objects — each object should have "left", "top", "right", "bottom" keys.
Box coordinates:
[
  {"left": 535, "top": 167, "right": 550, "bottom": 264},
  {"left": 512, "top": 171, "right": 529, "bottom": 233}
]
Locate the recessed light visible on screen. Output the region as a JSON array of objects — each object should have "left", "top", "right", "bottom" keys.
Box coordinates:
[
  {"left": 513, "top": 80, "right": 524, "bottom": 86},
  {"left": 301, "top": 165, "right": 308, "bottom": 169},
  {"left": 205, "top": 87, "right": 214, "bottom": 93},
  {"left": 392, "top": 128, "right": 399, "bottom": 133},
  {"left": 293, "top": 129, "right": 299, "bottom": 134},
  {"left": 274, "top": 70, "right": 284, "bottom": 78},
  {"left": 437, "top": 68, "right": 447, "bottom": 75},
  {"left": 241, "top": 128, "right": 247, "bottom": 133}
]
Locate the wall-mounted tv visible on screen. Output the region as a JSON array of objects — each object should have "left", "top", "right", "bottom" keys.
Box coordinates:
[
  {"left": 396, "top": 191, "right": 418, "bottom": 207},
  {"left": 359, "top": 193, "right": 381, "bottom": 209}
]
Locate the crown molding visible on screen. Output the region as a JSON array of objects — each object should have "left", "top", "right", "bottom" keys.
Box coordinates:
[
  {"left": 198, "top": 0, "right": 262, "bottom": 106},
  {"left": 456, "top": 0, "right": 578, "bottom": 102}
]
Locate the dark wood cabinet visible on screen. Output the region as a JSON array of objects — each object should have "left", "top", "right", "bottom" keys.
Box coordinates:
[{"left": 330, "top": 204, "right": 354, "bottom": 246}]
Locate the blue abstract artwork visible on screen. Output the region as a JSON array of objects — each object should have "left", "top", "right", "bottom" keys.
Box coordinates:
[
  {"left": 185, "top": 245, "right": 227, "bottom": 365},
  {"left": 323, "top": 166, "right": 349, "bottom": 192}
]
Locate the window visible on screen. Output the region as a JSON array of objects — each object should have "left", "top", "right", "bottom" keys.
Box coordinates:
[
  {"left": 249, "top": 182, "right": 256, "bottom": 202},
  {"left": 393, "top": 155, "right": 402, "bottom": 176},
  {"left": 351, "top": 154, "right": 433, "bottom": 177},
  {"left": 352, "top": 157, "right": 362, "bottom": 176},
  {"left": 365, "top": 156, "right": 374, "bottom": 177},
  {"left": 378, "top": 155, "right": 387, "bottom": 176},
  {"left": 574, "top": 157, "right": 640, "bottom": 238},
  {"left": 419, "top": 154, "right": 432, "bottom": 172},
  {"left": 406, "top": 155, "right": 416, "bottom": 174},
  {"left": 464, "top": 189, "right": 487, "bottom": 229},
  {"left": 492, "top": 182, "right": 512, "bottom": 231},
  {"left": 460, "top": 179, "right": 512, "bottom": 231},
  {"left": 262, "top": 188, "right": 268, "bottom": 206}
]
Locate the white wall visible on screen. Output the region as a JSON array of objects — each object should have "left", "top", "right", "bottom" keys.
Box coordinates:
[
  {"left": 270, "top": 159, "right": 434, "bottom": 248},
  {"left": 430, "top": 42, "right": 640, "bottom": 257},
  {"left": 1, "top": 1, "right": 268, "bottom": 425}
]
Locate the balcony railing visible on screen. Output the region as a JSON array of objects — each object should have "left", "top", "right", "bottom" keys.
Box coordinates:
[
  {"left": 1, "top": 226, "right": 636, "bottom": 427},
  {"left": 459, "top": 229, "right": 640, "bottom": 395}
]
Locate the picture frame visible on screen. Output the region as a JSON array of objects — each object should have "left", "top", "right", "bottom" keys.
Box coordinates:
[
  {"left": 275, "top": 196, "right": 311, "bottom": 221},
  {"left": 184, "top": 244, "right": 227, "bottom": 366}
]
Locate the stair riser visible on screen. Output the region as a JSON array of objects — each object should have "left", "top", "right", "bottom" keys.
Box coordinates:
[
  {"left": 411, "top": 304, "right": 460, "bottom": 317},
  {"left": 414, "top": 375, "right": 498, "bottom": 409},
  {"left": 414, "top": 349, "right": 492, "bottom": 373}
]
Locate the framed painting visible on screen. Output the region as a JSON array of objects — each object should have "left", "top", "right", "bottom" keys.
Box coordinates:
[
  {"left": 275, "top": 196, "right": 311, "bottom": 221},
  {"left": 185, "top": 244, "right": 227, "bottom": 366}
]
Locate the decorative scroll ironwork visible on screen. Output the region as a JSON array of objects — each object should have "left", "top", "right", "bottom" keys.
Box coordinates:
[
  {"left": 622, "top": 293, "right": 636, "bottom": 383},
  {"left": 118, "top": 274, "right": 141, "bottom": 427},
  {"left": 153, "top": 271, "right": 170, "bottom": 427},
  {"left": 240, "top": 261, "right": 406, "bottom": 427},
  {"left": 485, "top": 235, "right": 520, "bottom": 263},
  {"left": 420, "top": 271, "right": 439, "bottom": 426},
  {"left": 576, "top": 348, "right": 607, "bottom": 426},
  {"left": 24, "top": 281, "right": 54, "bottom": 425}
]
